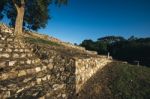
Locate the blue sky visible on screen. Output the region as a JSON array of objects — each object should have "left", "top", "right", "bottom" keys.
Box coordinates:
[{"left": 2, "top": 0, "right": 150, "bottom": 44}]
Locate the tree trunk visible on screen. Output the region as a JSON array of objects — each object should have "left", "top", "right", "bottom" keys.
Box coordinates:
[
  {"left": 14, "top": 7, "right": 25, "bottom": 36},
  {"left": 12, "top": 0, "right": 25, "bottom": 37}
]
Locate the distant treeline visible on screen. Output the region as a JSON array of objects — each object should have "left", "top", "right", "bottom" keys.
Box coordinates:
[{"left": 80, "top": 36, "right": 150, "bottom": 67}]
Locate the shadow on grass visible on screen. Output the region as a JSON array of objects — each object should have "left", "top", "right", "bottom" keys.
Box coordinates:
[{"left": 76, "top": 62, "right": 150, "bottom": 99}]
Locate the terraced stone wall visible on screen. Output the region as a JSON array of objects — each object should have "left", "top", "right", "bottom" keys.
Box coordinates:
[{"left": 0, "top": 24, "right": 112, "bottom": 99}]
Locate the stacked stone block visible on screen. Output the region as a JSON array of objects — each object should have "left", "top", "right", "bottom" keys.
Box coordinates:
[
  {"left": 75, "top": 57, "right": 112, "bottom": 93},
  {"left": 0, "top": 24, "right": 112, "bottom": 99},
  {"left": 0, "top": 24, "right": 50, "bottom": 98}
]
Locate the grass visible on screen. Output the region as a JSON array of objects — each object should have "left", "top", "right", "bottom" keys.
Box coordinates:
[
  {"left": 24, "top": 37, "right": 60, "bottom": 46},
  {"left": 110, "top": 62, "right": 150, "bottom": 99},
  {"left": 77, "top": 62, "right": 150, "bottom": 99}
]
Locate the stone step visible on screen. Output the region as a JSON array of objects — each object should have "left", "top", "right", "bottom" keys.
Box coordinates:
[
  {"left": 0, "top": 32, "right": 14, "bottom": 37},
  {"left": 0, "top": 43, "right": 27, "bottom": 49},
  {"left": 0, "top": 65, "right": 48, "bottom": 81},
  {"left": 0, "top": 53, "right": 37, "bottom": 61},
  {"left": 0, "top": 37, "right": 15, "bottom": 42},
  {"left": 0, "top": 58, "right": 41, "bottom": 73},
  {"left": 0, "top": 71, "right": 51, "bottom": 98},
  {"left": 0, "top": 48, "right": 31, "bottom": 53}
]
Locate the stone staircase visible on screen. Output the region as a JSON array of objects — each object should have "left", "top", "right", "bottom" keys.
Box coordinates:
[
  {"left": 0, "top": 25, "right": 50, "bottom": 98},
  {"left": 0, "top": 24, "right": 112, "bottom": 99}
]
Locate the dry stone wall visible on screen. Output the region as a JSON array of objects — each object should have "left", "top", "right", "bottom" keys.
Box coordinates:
[
  {"left": 0, "top": 24, "right": 76, "bottom": 99},
  {"left": 75, "top": 57, "right": 112, "bottom": 93},
  {"left": 0, "top": 24, "right": 112, "bottom": 99}
]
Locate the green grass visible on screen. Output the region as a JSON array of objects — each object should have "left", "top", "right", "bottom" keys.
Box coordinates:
[
  {"left": 110, "top": 62, "right": 150, "bottom": 99},
  {"left": 77, "top": 62, "right": 150, "bottom": 99},
  {"left": 24, "top": 37, "right": 60, "bottom": 46}
]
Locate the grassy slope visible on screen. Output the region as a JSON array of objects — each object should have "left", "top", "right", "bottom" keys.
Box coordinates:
[
  {"left": 77, "top": 62, "right": 150, "bottom": 99},
  {"left": 24, "top": 37, "right": 60, "bottom": 46}
]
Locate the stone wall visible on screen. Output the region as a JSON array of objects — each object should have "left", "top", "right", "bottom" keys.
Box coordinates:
[
  {"left": 0, "top": 24, "right": 112, "bottom": 98},
  {"left": 0, "top": 24, "right": 76, "bottom": 99},
  {"left": 75, "top": 57, "right": 112, "bottom": 93}
]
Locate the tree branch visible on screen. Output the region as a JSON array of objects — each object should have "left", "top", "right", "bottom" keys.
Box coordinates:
[
  {"left": 12, "top": 0, "right": 19, "bottom": 11},
  {"left": 21, "top": 0, "right": 25, "bottom": 7}
]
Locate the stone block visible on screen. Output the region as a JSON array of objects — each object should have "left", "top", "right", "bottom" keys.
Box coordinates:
[
  {"left": 42, "top": 76, "right": 47, "bottom": 81},
  {"left": 0, "top": 53, "right": 10, "bottom": 58},
  {"left": 8, "top": 61, "right": 16, "bottom": 66},
  {"left": 53, "top": 84, "right": 65, "bottom": 91},
  {"left": 14, "top": 49, "right": 19, "bottom": 52},
  {"left": 47, "top": 75, "right": 51, "bottom": 80},
  {"left": 42, "top": 66, "right": 47, "bottom": 70},
  {"left": 7, "top": 38, "right": 13, "bottom": 42},
  {"left": 26, "top": 60, "right": 31, "bottom": 64},
  {"left": 47, "top": 64, "right": 53, "bottom": 70},
  {"left": 18, "top": 70, "right": 26, "bottom": 77},
  {"left": 13, "top": 53, "right": 20, "bottom": 58},
  {"left": 5, "top": 48, "right": 12, "bottom": 52},
  {"left": 0, "top": 91, "right": 10, "bottom": 98},
  {"left": 26, "top": 69, "right": 36, "bottom": 74},
  {"left": 0, "top": 61, "right": 6, "bottom": 67},
  {"left": 35, "top": 67, "right": 41, "bottom": 72},
  {"left": 20, "top": 61, "right": 25, "bottom": 64},
  {"left": 19, "top": 49, "right": 24, "bottom": 52},
  {"left": 1, "top": 37, "right": 5, "bottom": 40},
  {"left": 24, "top": 49, "right": 30, "bottom": 52},
  {"left": 1, "top": 73, "right": 8, "bottom": 80},
  {"left": 0, "top": 48, "right": 3, "bottom": 51},
  {"left": 20, "top": 54, "right": 26, "bottom": 58},
  {"left": 36, "top": 78, "right": 42, "bottom": 84}
]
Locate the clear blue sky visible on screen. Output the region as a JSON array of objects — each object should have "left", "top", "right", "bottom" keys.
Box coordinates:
[{"left": 2, "top": 0, "right": 150, "bottom": 44}]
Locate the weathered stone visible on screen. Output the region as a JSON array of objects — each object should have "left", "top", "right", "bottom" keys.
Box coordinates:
[
  {"left": 6, "top": 48, "right": 12, "bottom": 52},
  {"left": 8, "top": 61, "right": 16, "bottom": 66},
  {"left": 14, "top": 49, "right": 19, "bottom": 52},
  {"left": 24, "top": 49, "right": 30, "bottom": 52},
  {"left": 1, "top": 73, "right": 8, "bottom": 80},
  {"left": 0, "top": 53, "right": 10, "bottom": 58},
  {"left": 20, "top": 61, "right": 25, "bottom": 64},
  {"left": 42, "top": 76, "right": 47, "bottom": 81},
  {"left": 47, "top": 75, "right": 51, "bottom": 80},
  {"left": 0, "top": 61, "right": 6, "bottom": 67},
  {"left": 42, "top": 66, "right": 47, "bottom": 70},
  {"left": 19, "top": 49, "right": 24, "bottom": 52},
  {"left": 62, "top": 94, "right": 66, "bottom": 98},
  {"left": 20, "top": 54, "right": 26, "bottom": 58},
  {"left": 35, "top": 67, "right": 41, "bottom": 72},
  {"left": 18, "top": 70, "right": 26, "bottom": 77},
  {"left": 23, "top": 78, "right": 32, "bottom": 83},
  {"left": 1, "top": 37, "right": 5, "bottom": 40},
  {"left": 26, "top": 60, "right": 31, "bottom": 64},
  {"left": 13, "top": 53, "right": 19, "bottom": 58},
  {"left": 16, "top": 88, "right": 25, "bottom": 93},
  {"left": 0, "top": 91, "right": 10, "bottom": 98},
  {"left": 47, "top": 64, "right": 53, "bottom": 69},
  {"left": 53, "top": 84, "right": 64, "bottom": 91},
  {"left": 7, "top": 38, "right": 13, "bottom": 42},
  {"left": 0, "top": 48, "right": 3, "bottom": 51},
  {"left": 26, "top": 69, "right": 36, "bottom": 74},
  {"left": 36, "top": 78, "right": 42, "bottom": 84}
]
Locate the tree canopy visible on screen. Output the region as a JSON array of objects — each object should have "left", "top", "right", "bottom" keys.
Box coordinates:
[
  {"left": 80, "top": 36, "right": 150, "bottom": 67},
  {"left": 0, "top": 0, "right": 67, "bottom": 31}
]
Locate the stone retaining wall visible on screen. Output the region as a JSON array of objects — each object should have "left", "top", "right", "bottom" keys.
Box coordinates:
[
  {"left": 0, "top": 24, "right": 112, "bottom": 98},
  {"left": 75, "top": 57, "right": 112, "bottom": 93}
]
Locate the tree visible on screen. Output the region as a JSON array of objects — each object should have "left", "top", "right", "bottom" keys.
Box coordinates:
[
  {"left": 0, "top": 0, "right": 67, "bottom": 37},
  {"left": 98, "top": 36, "right": 125, "bottom": 43}
]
